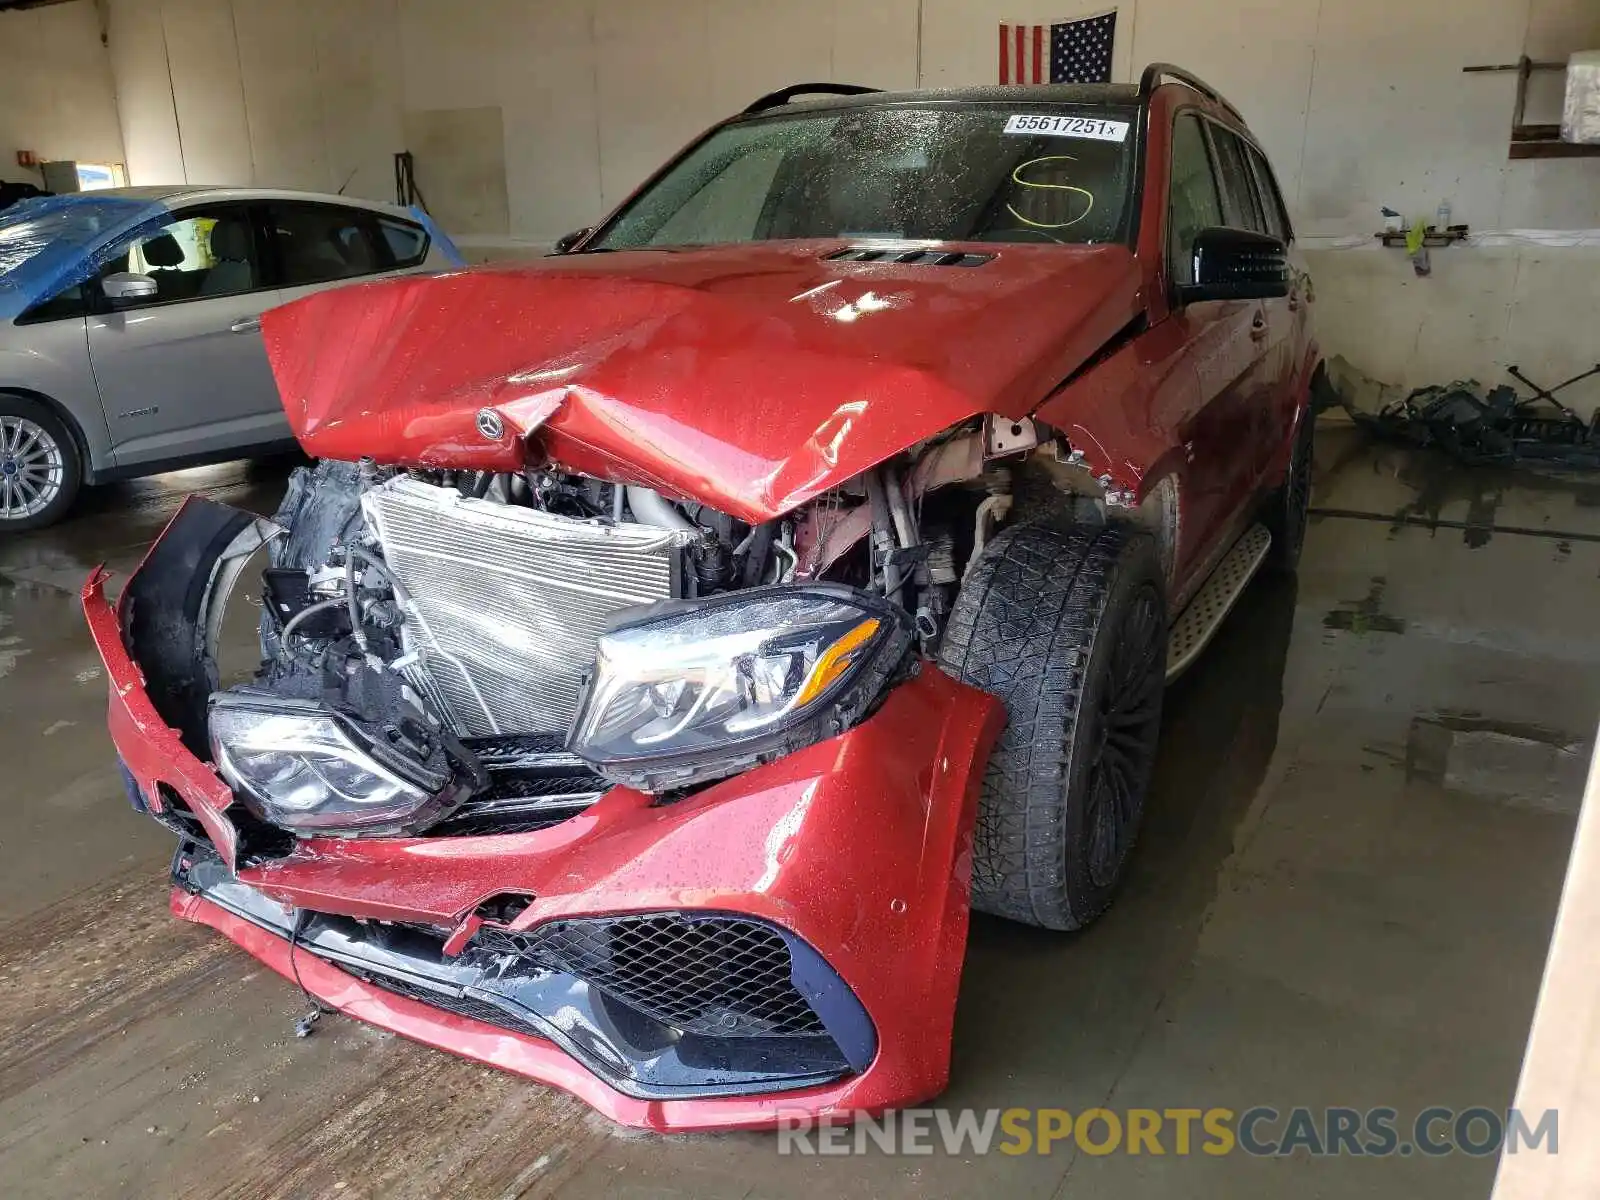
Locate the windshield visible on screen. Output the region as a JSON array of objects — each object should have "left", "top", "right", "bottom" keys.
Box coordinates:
[
  {"left": 0, "top": 194, "right": 163, "bottom": 320},
  {"left": 590, "top": 104, "right": 1138, "bottom": 251},
  {"left": 0, "top": 195, "right": 154, "bottom": 276}
]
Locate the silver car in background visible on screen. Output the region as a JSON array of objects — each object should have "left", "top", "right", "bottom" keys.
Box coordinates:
[{"left": 0, "top": 186, "right": 461, "bottom": 529}]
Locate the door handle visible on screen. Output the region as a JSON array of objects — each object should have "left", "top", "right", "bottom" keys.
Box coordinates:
[
  {"left": 1249, "top": 313, "right": 1269, "bottom": 341},
  {"left": 230, "top": 316, "right": 261, "bottom": 334}
]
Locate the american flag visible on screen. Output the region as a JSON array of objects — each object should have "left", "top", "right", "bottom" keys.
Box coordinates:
[{"left": 999, "top": 11, "right": 1117, "bottom": 85}]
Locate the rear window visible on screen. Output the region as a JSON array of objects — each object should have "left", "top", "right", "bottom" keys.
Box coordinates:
[
  {"left": 379, "top": 216, "right": 430, "bottom": 267},
  {"left": 266, "top": 204, "right": 384, "bottom": 286},
  {"left": 1245, "top": 145, "right": 1291, "bottom": 242},
  {"left": 1207, "top": 126, "right": 1264, "bottom": 233},
  {"left": 591, "top": 103, "right": 1140, "bottom": 250}
]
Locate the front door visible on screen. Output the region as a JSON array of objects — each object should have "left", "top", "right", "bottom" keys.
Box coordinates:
[
  {"left": 1242, "top": 138, "right": 1310, "bottom": 479},
  {"left": 85, "top": 203, "right": 289, "bottom": 469},
  {"left": 1164, "top": 112, "right": 1268, "bottom": 582}
]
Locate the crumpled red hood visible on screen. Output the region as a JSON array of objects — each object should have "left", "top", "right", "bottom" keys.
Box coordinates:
[{"left": 261, "top": 240, "right": 1141, "bottom": 523}]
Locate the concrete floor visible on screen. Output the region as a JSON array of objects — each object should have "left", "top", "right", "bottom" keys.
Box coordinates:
[{"left": 0, "top": 428, "right": 1593, "bottom": 1199}]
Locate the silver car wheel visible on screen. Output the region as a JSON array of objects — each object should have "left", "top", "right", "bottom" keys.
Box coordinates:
[{"left": 0, "top": 415, "right": 66, "bottom": 521}]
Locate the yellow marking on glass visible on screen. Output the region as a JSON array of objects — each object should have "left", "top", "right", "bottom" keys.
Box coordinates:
[{"left": 1006, "top": 154, "right": 1096, "bottom": 234}]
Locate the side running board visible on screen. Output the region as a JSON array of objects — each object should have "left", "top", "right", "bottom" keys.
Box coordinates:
[{"left": 1166, "top": 524, "right": 1272, "bottom": 682}]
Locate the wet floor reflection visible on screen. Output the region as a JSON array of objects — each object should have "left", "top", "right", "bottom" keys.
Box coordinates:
[{"left": 952, "top": 575, "right": 1299, "bottom": 1103}]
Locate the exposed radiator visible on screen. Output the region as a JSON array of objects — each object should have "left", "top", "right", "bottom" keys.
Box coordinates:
[{"left": 362, "top": 478, "right": 684, "bottom": 736}]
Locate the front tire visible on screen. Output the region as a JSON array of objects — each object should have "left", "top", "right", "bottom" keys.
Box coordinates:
[
  {"left": 0, "top": 397, "right": 81, "bottom": 532},
  {"left": 1264, "top": 410, "right": 1313, "bottom": 574},
  {"left": 939, "top": 522, "right": 1166, "bottom": 930}
]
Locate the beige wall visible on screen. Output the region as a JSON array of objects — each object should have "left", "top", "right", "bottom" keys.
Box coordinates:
[
  {"left": 102, "top": 0, "right": 923, "bottom": 240},
  {"left": 1309, "top": 244, "right": 1600, "bottom": 399},
  {"left": 105, "top": 0, "right": 405, "bottom": 201},
  {"left": 101, "top": 0, "right": 1600, "bottom": 238},
  {"left": 77, "top": 0, "right": 1600, "bottom": 411},
  {"left": 0, "top": 1, "right": 125, "bottom": 187}
]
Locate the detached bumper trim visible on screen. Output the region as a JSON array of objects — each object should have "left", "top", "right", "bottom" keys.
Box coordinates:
[
  {"left": 174, "top": 844, "right": 857, "bottom": 1105},
  {"left": 174, "top": 895, "right": 897, "bottom": 1131}
]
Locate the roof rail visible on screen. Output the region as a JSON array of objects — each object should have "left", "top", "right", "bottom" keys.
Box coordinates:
[
  {"left": 743, "top": 82, "right": 881, "bottom": 115},
  {"left": 1139, "top": 63, "right": 1242, "bottom": 121}
]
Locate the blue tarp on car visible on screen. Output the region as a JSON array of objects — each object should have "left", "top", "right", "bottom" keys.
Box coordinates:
[
  {"left": 407, "top": 205, "right": 466, "bottom": 268},
  {"left": 0, "top": 194, "right": 174, "bottom": 321}
]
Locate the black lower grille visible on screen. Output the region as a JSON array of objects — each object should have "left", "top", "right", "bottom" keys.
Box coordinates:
[
  {"left": 429, "top": 734, "right": 605, "bottom": 837},
  {"left": 176, "top": 843, "right": 866, "bottom": 1097},
  {"left": 353, "top": 969, "right": 544, "bottom": 1038},
  {"left": 463, "top": 732, "right": 573, "bottom": 765},
  {"left": 431, "top": 778, "right": 602, "bottom": 836},
  {"left": 508, "top": 913, "right": 826, "bottom": 1037}
]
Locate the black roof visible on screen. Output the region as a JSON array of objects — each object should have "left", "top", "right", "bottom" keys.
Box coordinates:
[{"left": 741, "top": 82, "right": 1143, "bottom": 119}]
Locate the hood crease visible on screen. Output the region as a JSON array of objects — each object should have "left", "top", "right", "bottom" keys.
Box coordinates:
[{"left": 262, "top": 241, "right": 1143, "bottom": 522}]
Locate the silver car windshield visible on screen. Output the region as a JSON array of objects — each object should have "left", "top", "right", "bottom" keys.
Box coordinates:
[
  {"left": 0, "top": 197, "right": 151, "bottom": 277},
  {"left": 0, "top": 195, "right": 162, "bottom": 320},
  {"left": 590, "top": 104, "right": 1139, "bottom": 251}
]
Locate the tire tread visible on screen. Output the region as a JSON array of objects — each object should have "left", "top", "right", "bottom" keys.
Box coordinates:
[{"left": 940, "top": 521, "right": 1158, "bottom": 929}]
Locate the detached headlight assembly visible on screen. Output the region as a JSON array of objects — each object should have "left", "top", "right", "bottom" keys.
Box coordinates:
[
  {"left": 568, "top": 584, "right": 914, "bottom": 792},
  {"left": 209, "top": 689, "right": 479, "bottom": 837}
]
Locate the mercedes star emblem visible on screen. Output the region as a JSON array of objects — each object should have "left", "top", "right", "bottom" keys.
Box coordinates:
[{"left": 475, "top": 408, "right": 505, "bottom": 441}]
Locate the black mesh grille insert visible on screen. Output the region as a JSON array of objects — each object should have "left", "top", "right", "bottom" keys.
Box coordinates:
[
  {"left": 512, "top": 914, "right": 826, "bottom": 1037},
  {"left": 464, "top": 732, "right": 573, "bottom": 764}
]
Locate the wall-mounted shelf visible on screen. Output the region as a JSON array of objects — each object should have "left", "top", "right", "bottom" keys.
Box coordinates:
[
  {"left": 1462, "top": 57, "right": 1600, "bottom": 160},
  {"left": 1375, "top": 225, "right": 1470, "bottom": 249},
  {"left": 1506, "top": 140, "right": 1600, "bottom": 160}
]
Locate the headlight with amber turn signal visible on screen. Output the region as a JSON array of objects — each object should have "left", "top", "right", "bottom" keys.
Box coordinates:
[{"left": 567, "top": 585, "right": 915, "bottom": 791}]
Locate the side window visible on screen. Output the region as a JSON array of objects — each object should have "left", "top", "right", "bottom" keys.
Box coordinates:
[
  {"left": 377, "top": 216, "right": 430, "bottom": 267},
  {"left": 17, "top": 283, "right": 90, "bottom": 324},
  {"left": 1167, "top": 114, "right": 1224, "bottom": 289},
  {"left": 96, "top": 207, "right": 265, "bottom": 306},
  {"left": 267, "top": 204, "right": 385, "bottom": 287},
  {"left": 1245, "top": 145, "right": 1291, "bottom": 243},
  {"left": 1208, "top": 126, "right": 1265, "bottom": 233}
]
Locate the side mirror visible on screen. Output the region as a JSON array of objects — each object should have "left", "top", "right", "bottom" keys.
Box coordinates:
[
  {"left": 1177, "top": 228, "right": 1289, "bottom": 304},
  {"left": 102, "top": 271, "right": 158, "bottom": 302},
  {"left": 552, "top": 227, "right": 594, "bottom": 255}
]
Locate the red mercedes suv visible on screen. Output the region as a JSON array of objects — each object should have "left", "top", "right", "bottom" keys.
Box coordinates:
[{"left": 86, "top": 63, "right": 1319, "bottom": 1131}]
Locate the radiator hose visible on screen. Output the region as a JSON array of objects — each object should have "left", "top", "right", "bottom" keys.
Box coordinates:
[{"left": 625, "top": 486, "right": 697, "bottom": 534}]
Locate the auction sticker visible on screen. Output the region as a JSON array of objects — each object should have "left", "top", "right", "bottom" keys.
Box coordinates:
[{"left": 1003, "top": 114, "right": 1130, "bottom": 141}]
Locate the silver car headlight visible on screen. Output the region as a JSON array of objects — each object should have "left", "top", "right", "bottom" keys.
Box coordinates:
[
  {"left": 568, "top": 585, "right": 915, "bottom": 792},
  {"left": 208, "top": 689, "right": 476, "bottom": 836}
]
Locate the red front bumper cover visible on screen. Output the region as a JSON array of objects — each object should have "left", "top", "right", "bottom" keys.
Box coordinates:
[{"left": 84, "top": 498, "right": 1002, "bottom": 1131}]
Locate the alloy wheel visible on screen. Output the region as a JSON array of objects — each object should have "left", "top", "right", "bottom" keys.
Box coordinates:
[
  {"left": 0, "top": 415, "right": 66, "bottom": 521},
  {"left": 1084, "top": 585, "right": 1165, "bottom": 888},
  {"left": 1284, "top": 422, "right": 1313, "bottom": 558}
]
